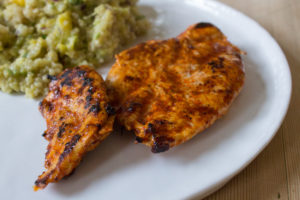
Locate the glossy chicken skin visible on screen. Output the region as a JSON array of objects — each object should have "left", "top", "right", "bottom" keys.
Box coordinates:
[
  {"left": 34, "top": 66, "right": 115, "bottom": 190},
  {"left": 106, "top": 23, "right": 245, "bottom": 153}
]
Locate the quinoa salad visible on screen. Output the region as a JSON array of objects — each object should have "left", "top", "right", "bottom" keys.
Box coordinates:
[{"left": 0, "top": 0, "right": 148, "bottom": 98}]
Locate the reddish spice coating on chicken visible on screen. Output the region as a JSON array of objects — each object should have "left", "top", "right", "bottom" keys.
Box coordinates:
[
  {"left": 34, "top": 65, "right": 115, "bottom": 190},
  {"left": 106, "top": 23, "right": 245, "bottom": 153}
]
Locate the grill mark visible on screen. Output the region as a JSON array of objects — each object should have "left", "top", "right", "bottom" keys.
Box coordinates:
[
  {"left": 78, "top": 87, "right": 83, "bottom": 95},
  {"left": 60, "top": 70, "right": 72, "bottom": 78},
  {"left": 88, "top": 86, "right": 94, "bottom": 93},
  {"left": 47, "top": 75, "right": 57, "bottom": 81},
  {"left": 45, "top": 145, "right": 51, "bottom": 157},
  {"left": 126, "top": 102, "right": 142, "bottom": 113},
  {"left": 96, "top": 124, "right": 102, "bottom": 129},
  {"left": 194, "top": 106, "right": 218, "bottom": 116},
  {"left": 137, "top": 119, "right": 146, "bottom": 125},
  {"left": 195, "top": 22, "right": 213, "bottom": 29},
  {"left": 86, "top": 95, "right": 92, "bottom": 101},
  {"left": 146, "top": 120, "right": 173, "bottom": 136},
  {"left": 85, "top": 95, "right": 92, "bottom": 109},
  {"left": 47, "top": 102, "right": 54, "bottom": 112},
  {"left": 89, "top": 103, "right": 101, "bottom": 114},
  {"left": 145, "top": 123, "right": 156, "bottom": 134},
  {"left": 224, "top": 89, "right": 234, "bottom": 104},
  {"left": 60, "top": 77, "right": 72, "bottom": 87},
  {"left": 76, "top": 70, "right": 87, "bottom": 77},
  {"left": 170, "top": 38, "right": 181, "bottom": 64},
  {"left": 124, "top": 76, "right": 135, "bottom": 81},
  {"left": 105, "top": 104, "right": 116, "bottom": 116},
  {"left": 35, "top": 169, "right": 55, "bottom": 187},
  {"left": 59, "top": 135, "right": 81, "bottom": 162},
  {"left": 154, "top": 119, "right": 170, "bottom": 125},
  {"left": 151, "top": 136, "right": 174, "bottom": 153},
  {"left": 79, "top": 79, "right": 94, "bottom": 95},
  {"left": 83, "top": 77, "right": 93, "bottom": 87},
  {"left": 57, "top": 123, "right": 66, "bottom": 138},
  {"left": 204, "top": 79, "right": 215, "bottom": 88},
  {"left": 209, "top": 57, "right": 225, "bottom": 72}
]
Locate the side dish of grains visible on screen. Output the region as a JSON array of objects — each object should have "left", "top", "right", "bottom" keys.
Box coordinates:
[{"left": 0, "top": 0, "right": 148, "bottom": 98}]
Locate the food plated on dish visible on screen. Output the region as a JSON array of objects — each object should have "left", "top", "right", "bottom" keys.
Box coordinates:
[
  {"left": 33, "top": 22, "right": 245, "bottom": 189},
  {"left": 106, "top": 23, "right": 245, "bottom": 153},
  {"left": 34, "top": 65, "right": 115, "bottom": 190},
  {"left": 0, "top": 0, "right": 246, "bottom": 192},
  {"left": 0, "top": 1, "right": 293, "bottom": 199},
  {"left": 0, "top": 0, "right": 148, "bottom": 98}
]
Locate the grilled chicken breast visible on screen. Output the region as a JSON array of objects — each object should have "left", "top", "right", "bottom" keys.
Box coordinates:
[
  {"left": 106, "top": 23, "right": 245, "bottom": 153},
  {"left": 35, "top": 66, "right": 115, "bottom": 190}
]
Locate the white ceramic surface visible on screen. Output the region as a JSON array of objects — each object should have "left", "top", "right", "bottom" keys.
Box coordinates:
[{"left": 0, "top": 0, "right": 292, "bottom": 199}]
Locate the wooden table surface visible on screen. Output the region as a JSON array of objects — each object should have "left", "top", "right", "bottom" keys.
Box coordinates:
[{"left": 193, "top": 0, "right": 300, "bottom": 199}]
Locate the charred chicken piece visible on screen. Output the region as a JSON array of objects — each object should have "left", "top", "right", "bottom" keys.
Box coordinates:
[
  {"left": 106, "top": 23, "right": 245, "bottom": 153},
  {"left": 34, "top": 65, "right": 115, "bottom": 190}
]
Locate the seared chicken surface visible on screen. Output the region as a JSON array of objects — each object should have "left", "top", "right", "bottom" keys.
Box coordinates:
[
  {"left": 35, "top": 65, "right": 115, "bottom": 190},
  {"left": 106, "top": 23, "right": 245, "bottom": 153}
]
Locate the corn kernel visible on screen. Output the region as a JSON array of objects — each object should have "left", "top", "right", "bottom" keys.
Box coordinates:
[
  {"left": 11, "top": 0, "right": 25, "bottom": 6},
  {"left": 30, "top": 39, "right": 37, "bottom": 45},
  {"left": 57, "top": 11, "right": 72, "bottom": 32},
  {"left": 57, "top": 44, "right": 67, "bottom": 53}
]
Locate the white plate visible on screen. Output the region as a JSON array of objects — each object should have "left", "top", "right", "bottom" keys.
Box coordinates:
[{"left": 0, "top": 0, "right": 292, "bottom": 199}]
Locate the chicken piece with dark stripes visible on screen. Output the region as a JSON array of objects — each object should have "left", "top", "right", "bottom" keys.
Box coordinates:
[
  {"left": 34, "top": 65, "right": 115, "bottom": 190},
  {"left": 106, "top": 23, "right": 245, "bottom": 153}
]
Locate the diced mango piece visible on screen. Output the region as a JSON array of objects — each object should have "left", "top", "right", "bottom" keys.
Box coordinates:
[
  {"left": 57, "top": 11, "right": 72, "bottom": 32},
  {"left": 57, "top": 44, "right": 67, "bottom": 53},
  {"left": 30, "top": 39, "right": 37, "bottom": 45},
  {"left": 11, "top": 0, "right": 25, "bottom": 6}
]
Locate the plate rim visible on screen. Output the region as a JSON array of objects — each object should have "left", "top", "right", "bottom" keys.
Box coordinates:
[{"left": 187, "top": 0, "right": 292, "bottom": 199}]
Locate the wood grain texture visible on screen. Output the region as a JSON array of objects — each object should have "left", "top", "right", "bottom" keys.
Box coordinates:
[{"left": 195, "top": 0, "right": 300, "bottom": 199}]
